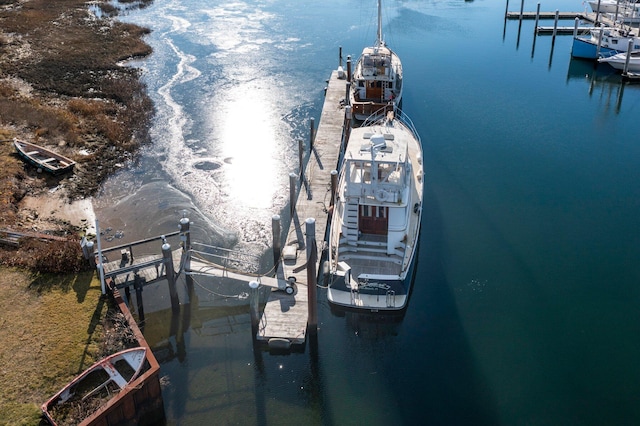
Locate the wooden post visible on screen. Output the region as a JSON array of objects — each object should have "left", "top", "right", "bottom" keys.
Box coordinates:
[
  {"left": 623, "top": 39, "right": 633, "bottom": 75},
  {"left": 330, "top": 170, "right": 338, "bottom": 207},
  {"left": 533, "top": 3, "right": 541, "bottom": 36},
  {"left": 309, "top": 118, "right": 315, "bottom": 149},
  {"left": 179, "top": 217, "right": 191, "bottom": 251},
  {"left": 595, "top": 0, "right": 601, "bottom": 24},
  {"left": 272, "top": 214, "right": 282, "bottom": 268},
  {"left": 596, "top": 27, "right": 603, "bottom": 58},
  {"left": 179, "top": 216, "right": 193, "bottom": 295},
  {"left": 135, "top": 275, "right": 145, "bottom": 322},
  {"left": 305, "top": 218, "right": 318, "bottom": 334},
  {"left": 505, "top": 0, "right": 510, "bottom": 18},
  {"left": 162, "top": 238, "right": 180, "bottom": 312},
  {"left": 519, "top": 0, "right": 524, "bottom": 22},
  {"left": 572, "top": 16, "right": 578, "bottom": 39},
  {"left": 347, "top": 56, "right": 352, "bottom": 82},
  {"left": 249, "top": 280, "right": 260, "bottom": 333},
  {"left": 298, "top": 138, "right": 304, "bottom": 177},
  {"left": 95, "top": 219, "right": 106, "bottom": 295},
  {"left": 343, "top": 106, "right": 352, "bottom": 156},
  {"left": 345, "top": 82, "right": 351, "bottom": 106},
  {"left": 86, "top": 240, "right": 96, "bottom": 268},
  {"left": 289, "top": 172, "right": 297, "bottom": 217},
  {"left": 552, "top": 10, "right": 559, "bottom": 40},
  {"left": 339, "top": 46, "right": 342, "bottom": 68}
]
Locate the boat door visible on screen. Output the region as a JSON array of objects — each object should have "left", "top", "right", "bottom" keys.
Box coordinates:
[
  {"left": 359, "top": 205, "right": 388, "bottom": 235},
  {"left": 365, "top": 81, "right": 383, "bottom": 101}
]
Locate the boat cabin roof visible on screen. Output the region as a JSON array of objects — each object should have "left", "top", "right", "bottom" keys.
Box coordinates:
[{"left": 346, "top": 131, "right": 407, "bottom": 165}]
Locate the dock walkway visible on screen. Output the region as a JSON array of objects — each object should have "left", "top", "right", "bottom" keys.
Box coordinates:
[{"left": 257, "top": 69, "right": 347, "bottom": 348}]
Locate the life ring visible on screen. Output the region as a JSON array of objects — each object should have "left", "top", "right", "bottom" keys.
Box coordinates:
[{"left": 375, "top": 189, "right": 389, "bottom": 202}]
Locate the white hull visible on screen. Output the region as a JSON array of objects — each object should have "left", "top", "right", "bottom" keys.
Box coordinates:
[
  {"left": 589, "top": 0, "right": 640, "bottom": 13},
  {"left": 598, "top": 50, "right": 640, "bottom": 71},
  {"left": 328, "top": 111, "right": 423, "bottom": 312}
]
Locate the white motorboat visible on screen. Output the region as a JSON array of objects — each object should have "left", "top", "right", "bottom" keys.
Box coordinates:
[
  {"left": 572, "top": 27, "right": 640, "bottom": 59},
  {"left": 327, "top": 110, "right": 423, "bottom": 312},
  {"left": 598, "top": 49, "right": 640, "bottom": 71},
  {"left": 349, "top": 0, "right": 403, "bottom": 121},
  {"left": 588, "top": 0, "right": 639, "bottom": 14}
]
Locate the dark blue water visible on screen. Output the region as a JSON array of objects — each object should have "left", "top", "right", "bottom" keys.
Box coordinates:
[{"left": 96, "top": 1, "right": 640, "bottom": 424}]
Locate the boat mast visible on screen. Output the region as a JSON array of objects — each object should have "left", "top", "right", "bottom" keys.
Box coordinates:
[{"left": 377, "top": 0, "right": 383, "bottom": 46}]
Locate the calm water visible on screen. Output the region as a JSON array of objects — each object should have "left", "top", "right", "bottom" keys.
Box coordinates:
[{"left": 94, "top": 0, "right": 640, "bottom": 424}]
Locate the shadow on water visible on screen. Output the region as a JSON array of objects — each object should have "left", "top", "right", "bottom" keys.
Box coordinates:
[{"left": 395, "top": 183, "right": 500, "bottom": 425}]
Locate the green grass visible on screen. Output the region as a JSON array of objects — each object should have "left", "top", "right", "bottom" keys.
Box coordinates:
[{"left": 0, "top": 268, "right": 107, "bottom": 425}]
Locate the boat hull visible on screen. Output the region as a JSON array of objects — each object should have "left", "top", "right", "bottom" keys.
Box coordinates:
[
  {"left": 571, "top": 36, "right": 622, "bottom": 59},
  {"left": 42, "top": 347, "right": 147, "bottom": 426},
  {"left": 327, "top": 245, "right": 418, "bottom": 312},
  {"left": 13, "top": 139, "right": 76, "bottom": 175}
]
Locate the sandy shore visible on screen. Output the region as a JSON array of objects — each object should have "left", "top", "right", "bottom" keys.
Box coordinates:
[{"left": 19, "top": 191, "right": 97, "bottom": 237}]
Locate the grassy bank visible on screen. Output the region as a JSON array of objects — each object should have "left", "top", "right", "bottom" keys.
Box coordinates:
[{"left": 0, "top": 268, "right": 107, "bottom": 425}]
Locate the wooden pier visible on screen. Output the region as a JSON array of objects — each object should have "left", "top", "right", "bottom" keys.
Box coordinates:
[
  {"left": 257, "top": 68, "right": 348, "bottom": 349},
  {"left": 94, "top": 67, "right": 348, "bottom": 352}
]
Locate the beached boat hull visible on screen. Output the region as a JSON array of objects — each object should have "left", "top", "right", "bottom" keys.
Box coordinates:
[
  {"left": 13, "top": 139, "right": 76, "bottom": 175},
  {"left": 42, "top": 347, "right": 147, "bottom": 426}
]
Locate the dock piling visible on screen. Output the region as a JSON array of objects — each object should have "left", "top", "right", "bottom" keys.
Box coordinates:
[
  {"left": 289, "top": 172, "right": 297, "bottom": 217},
  {"left": 624, "top": 39, "right": 633, "bottom": 74},
  {"left": 534, "top": 3, "right": 541, "bottom": 35},
  {"left": 298, "top": 139, "right": 304, "bottom": 177},
  {"left": 309, "top": 118, "right": 315, "bottom": 149},
  {"left": 272, "top": 215, "right": 282, "bottom": 267},
  {"left": 330, "top": 170, "right": 338, "bottom": 207},
  {"left": 519, "top": 0, "right": 525, "bottom": 22},
  {"left": 135, "top": 275, "right": 145, "bottom": 322},
  {"left": 347, "top": 56, "right": 352, "bottom": 84},
  {"left": 552, "top": 10, "right": 560, "bottom": 40},
  {"left": 345, "top": 82, "right": 351, "bottom": 106},
  {"left": 305, "top": 218, "right": 318, "bottom": 334},
  {"left": 249, "top": 280, "right": 260, "bottom": 331},
  {"left": 162, "top": 238, "right": 180, "bottom": 312}
]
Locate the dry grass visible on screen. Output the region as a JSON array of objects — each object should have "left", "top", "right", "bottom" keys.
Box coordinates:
[
  {"left": 0, "top": 0, "right": 154, "bottom": 198},
  {"left": 0, "top": 2, "right": 154, "bottom": 422},
  {"left": 0, "top": 268, "right": 108, "bottom": 425}
]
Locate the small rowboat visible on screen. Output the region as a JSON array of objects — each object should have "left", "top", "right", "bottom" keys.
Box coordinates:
[
  {"left": 41, "top": 347, "right": 147, "bottom": 425},
  {"left": 13, "top": 139, "right": 76, "bottom": 175}
]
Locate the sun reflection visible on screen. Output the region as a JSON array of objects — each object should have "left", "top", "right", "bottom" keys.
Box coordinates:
[{"left": 213, "top": 82, "right": 284, "bottom": 210}]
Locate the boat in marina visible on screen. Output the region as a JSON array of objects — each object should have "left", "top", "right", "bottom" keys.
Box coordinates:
[
  {"left": 327, "top": 109, "right": 423, "bottom": 312},
  {"left": 13, "top": 139, "right": 76, "bottom": 175},
  {"left": 588, "top": 0, "right": 640, "bottom": 14},
  {"left": 597, "top": 49, "right": 640, "bottom": 71},
  {"left": 571, "top": 26, "right": 640, "bottom": 59},
  {"left": 42, "top": 347, "right": 147, "bottom": 425},
  {"left": 349, "top": 0, "right": 403, "bottom": 121}
]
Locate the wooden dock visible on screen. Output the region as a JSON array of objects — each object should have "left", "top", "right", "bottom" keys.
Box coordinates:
[
  {"left": 506, "top": 11, "right": 586, "bottom": 20},
  {"left": 95, "top": 69, "right": 348, "bottom": 351},
  {"left": 257, "top": 68, "right": 347, "bottom": 349}
]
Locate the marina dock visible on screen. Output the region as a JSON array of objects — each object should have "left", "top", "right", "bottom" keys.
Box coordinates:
[{"left": 257, "top": 68, "right": 348, "bottom": 349}]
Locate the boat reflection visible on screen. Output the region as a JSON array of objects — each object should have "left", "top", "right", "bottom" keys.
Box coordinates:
[{"left": 566, "top": 57, "right": 640, "bottom": 113}]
